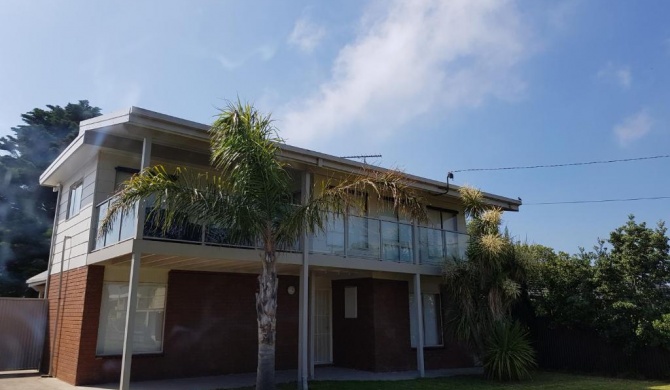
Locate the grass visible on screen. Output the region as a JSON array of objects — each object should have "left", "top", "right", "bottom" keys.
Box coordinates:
[{"left": 251, "top": 372, "right": 670, "bottom": 390}]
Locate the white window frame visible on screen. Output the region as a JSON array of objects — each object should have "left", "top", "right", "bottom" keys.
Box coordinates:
[
  {"left": 67, "top": 180, "right": 83, "bottom": 219},
  {"left": 409, "top": 293, "right": 444, "bottom": 348},
  {"left": 96, "top": 282, "right": 167, "bottom": 356}
]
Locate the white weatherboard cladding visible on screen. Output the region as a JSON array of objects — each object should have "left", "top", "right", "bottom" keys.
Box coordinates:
[
  {"left": 94, "top": 151, "right": 142, "bottom": 206},
  {"left": 50, "top": 154, "right": 98, "bottom": 275}
]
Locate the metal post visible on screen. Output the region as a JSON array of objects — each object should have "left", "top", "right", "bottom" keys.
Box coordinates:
[
  {"left": 414, "top": 273, "right": 425, "bottom": 377},
  {"left": 135, "top": 137, "right": 152, "bottom": 239},
  {"left": 298, "top": 172, "right": 311, "bottom": 390},
  {"left": 343, "top": 214, "right": 349, "bottom": 257},
  {"left": 119, "top": 250, "right": 141, "bottom": 390},
  {"left": 44, "top": 184, "right": 63, "bottom": 300},
  {"left": 413, "top": 221, "right": 419, "bottom": 265},
  {"left": 309, "top": 272, "right": 316, "bottom": 379},
  {"left": 48, "top": 236, "right": 71, "bottom": 377}
]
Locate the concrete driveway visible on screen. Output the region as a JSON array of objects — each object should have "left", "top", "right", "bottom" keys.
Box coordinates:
[
  {"left": 0, "top": 367, "right": 483, "bottom": 390},
  {"left": 0, "top": 371, "right": 76, "bottom": 390}
]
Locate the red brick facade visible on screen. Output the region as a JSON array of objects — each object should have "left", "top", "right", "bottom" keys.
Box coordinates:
[
  {"left": 44, "top": 265, "right": 105, "bottom": 385},
  {"left": 332, "top": 278, "right": 473, "bottom": 372},
  {"left": 45, "top": 267, "right": 299, "bottom": 385},
  {"left": 46, "top": 268, "right": 471, "bottom": 385}
]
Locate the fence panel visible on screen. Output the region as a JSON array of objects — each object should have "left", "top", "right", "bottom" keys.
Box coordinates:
[
  {"left": 533, "top": 318, "right": 670, "bottom": 379},
  {"left": 0, "top": 298, "right": 47, "bottom": 371}
]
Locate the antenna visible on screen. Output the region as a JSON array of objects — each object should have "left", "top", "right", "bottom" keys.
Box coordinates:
[{"left": 340, "top": 154, "right": 382, "bottom": 164}]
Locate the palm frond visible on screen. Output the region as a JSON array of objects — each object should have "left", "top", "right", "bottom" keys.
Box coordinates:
[
  {"left": 276, "top": 169, "right": 427, "bottom": 247},
  {"left": 100, "top": 165, "right": 265, "bottom": 243}
]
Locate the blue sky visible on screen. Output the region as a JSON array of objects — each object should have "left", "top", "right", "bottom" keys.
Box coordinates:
[{"left": 2, "top": 0, "right": 669, "bottom": 253}]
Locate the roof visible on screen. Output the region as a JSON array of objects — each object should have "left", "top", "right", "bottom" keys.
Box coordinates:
[
  {"left": 40, "top": 106, "right": 522, "bottom": 211},
  {"left": 26, "top": 270, "right": 48, "bottom": 287}
]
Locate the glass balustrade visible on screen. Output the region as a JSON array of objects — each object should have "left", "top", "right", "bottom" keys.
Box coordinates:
[
  {"left": 417, "top": 226, "right": 469, "bottom": 265},
  {"left": 94, "top": 197, "right": 469, "bottom": 264},
  {"left": 93, "top": 197, "right": 136, "bottom": 250}
]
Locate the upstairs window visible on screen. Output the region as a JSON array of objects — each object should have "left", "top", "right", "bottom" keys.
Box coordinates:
[{"left": 67, "top": 181, "right": 83, "bottom": 218}]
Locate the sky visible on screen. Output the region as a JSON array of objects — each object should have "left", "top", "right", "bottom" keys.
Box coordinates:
[{"left": 1, "top": 0, "right": 669, "bottom": 253}]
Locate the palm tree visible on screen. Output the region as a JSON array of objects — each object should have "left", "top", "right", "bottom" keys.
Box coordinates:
[
  {"left": 442, "top": 186, "right": 524, "bottom": 354},
  {"left": 102, "top": 101, "right": 426, "bottom": 389}
]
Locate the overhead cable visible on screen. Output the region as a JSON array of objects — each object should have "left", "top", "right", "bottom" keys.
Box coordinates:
[
  {"left": 451, "top": 154, "right": 670, "bottom": 173},
  {"left": 524, "top": 196, "right": 670, "bottom": 206}
]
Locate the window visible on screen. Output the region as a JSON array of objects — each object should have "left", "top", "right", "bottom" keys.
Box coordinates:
[
  {"left": 67, "top": 181, "right": 83, "bottom": 218},
  {"left": 379, "top": 198, "right": 413, "bottom": 262},
  {"left": 409, "top": 293, "right": 443, "bottom": 347},
  {"left": 419, "top": 208, "right": 460, "bottom": 263},
  {"left": 96, "top": 283, "right": 167, "bottom": 355}
]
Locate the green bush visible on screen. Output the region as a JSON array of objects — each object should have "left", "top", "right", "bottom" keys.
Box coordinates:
[{"left": 483, "top": 321, "right": 537, "bottom": 381}]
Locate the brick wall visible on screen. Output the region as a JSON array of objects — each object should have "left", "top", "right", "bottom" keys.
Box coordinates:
[
  {"left": 332, "top": 277, "right": 473, "bottom": 373},
  {"left": 70, "top": 269, "right": 299, "bottom": 385},
  {"left": 44, "top": 265, "right": 104, "bottom": 385},
  {"left": 371, "top": 279, "right": 413, "bottom": 371},
  {"left": 332, "top": 278, "right": 376, "bottom": 371}
]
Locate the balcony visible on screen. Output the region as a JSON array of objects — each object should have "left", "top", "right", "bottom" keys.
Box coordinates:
[
  {"left": 93, "top": 198, "right": 468, "bottom": 265},
  {"left": 309, "top": 214, "right": 469, "bottom": 265}
]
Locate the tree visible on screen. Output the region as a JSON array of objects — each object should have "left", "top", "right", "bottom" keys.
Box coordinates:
[
  {"left": 442, "top": 186, "right": 534, "bottom": 380},
  {"left": 593, "top": 215, "right": 670, "bottom": 348},
  {"left": 102, "top": 101, "right": 426, "bottom": 389},
  {"left": 443, "top": 186, "right": 523, "bottom": 351},
  {"left": 523, "top": 215, "right": 670, "bottom": 350},
  {"left": 0, "top": 101, "right": 101, "bottom": 296},
  {"left": 519, "top": 243, "right": 596, "bottom": 328}
]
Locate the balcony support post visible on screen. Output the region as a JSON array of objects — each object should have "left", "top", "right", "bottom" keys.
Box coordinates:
[
  {"left": 119, "top": 249, "right": 141, "bottom": 390},
  {"left": 135, "top": 137, "right": 152, "bottom": 239},
  {"left": 414, "top": 273, "right": 425, "bottom": 377},
  {"left": 298, "top": 172, "right": 311, "bottom": 389}
]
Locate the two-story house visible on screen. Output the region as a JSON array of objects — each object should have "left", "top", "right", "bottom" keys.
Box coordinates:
[{"left": 28, "top": 107, "right": 521, "bottom": 387}]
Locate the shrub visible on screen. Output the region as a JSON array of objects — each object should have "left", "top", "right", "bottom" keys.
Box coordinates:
[{"left": 483, "top": 321, "right": 537, "bottom": 381}]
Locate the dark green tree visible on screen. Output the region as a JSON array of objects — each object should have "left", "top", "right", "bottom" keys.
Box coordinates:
[
  {"left": 0, "top": 101, "right": 101, "bottom": 296},
  {"left": 522, "top": 215, "right": 670, "bottom": 349},
  {"left": 519, "top": 243, "right": 597, "bottom": 328},
  {"left": 593, "top": 215, "right": 670, "bottom": 348}
]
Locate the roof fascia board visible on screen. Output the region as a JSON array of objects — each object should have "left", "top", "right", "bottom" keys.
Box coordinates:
[
  {"left": 46, "top": 106, "right": 521, "bottom": 209},
  {"left": 39, "top": 132, "right": 86, "bottom": 185}
]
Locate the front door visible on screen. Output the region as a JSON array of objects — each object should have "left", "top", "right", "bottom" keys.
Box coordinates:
[{"left": 313, "top": 283, "right": 332, "bottom": 364}]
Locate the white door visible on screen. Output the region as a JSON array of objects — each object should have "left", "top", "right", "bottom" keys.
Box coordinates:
[{"left": 313, "top": 287, "right": 332, "bottom": 364}]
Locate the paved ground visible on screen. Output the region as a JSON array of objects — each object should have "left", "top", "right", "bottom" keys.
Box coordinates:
[
  {"left": 0, "top": 367, "right": 483, "bottom": 390},
  {"left": 0, "top": 371, "right": 75, "bottom": 390}
]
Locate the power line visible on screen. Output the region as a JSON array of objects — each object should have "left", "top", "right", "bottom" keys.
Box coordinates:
[
  {"left": 524, "top": 196, "right": 670, "bottom": 206},
  {"left": 451, "top": 154, "right": 670, "bottom": 173}
]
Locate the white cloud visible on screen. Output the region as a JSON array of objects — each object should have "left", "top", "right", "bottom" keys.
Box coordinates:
[
  {"left": 217, "top": 55, "right": 243, "bottom": 70},
  {"left": 280, "top": 0, "right": 531, "bottom": 146},
  {"left": 597, "top": 62, "right": 631, "bottom": 89},
  {"left": 288, "top": 16, "right": 326, "bottom": 53},
  {"left": 614, "top": 109, "right": 652, "bottom": 146},
  {"left": 216, "top": 45, "right": 276, "bottom": 70}
]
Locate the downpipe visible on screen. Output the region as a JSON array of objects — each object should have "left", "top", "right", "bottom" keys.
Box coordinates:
[{"left": 45, "top": 236, "right": 72, "bottom": 378}]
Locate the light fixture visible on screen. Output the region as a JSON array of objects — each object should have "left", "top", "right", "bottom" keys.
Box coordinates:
[{"left": 287, "top": 286, "right": 296, "bottom": 295}]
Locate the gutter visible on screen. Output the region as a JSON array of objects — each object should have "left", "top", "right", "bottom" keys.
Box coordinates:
[{"left": 43, "top": 184, "right": 62, "bottom": 299}]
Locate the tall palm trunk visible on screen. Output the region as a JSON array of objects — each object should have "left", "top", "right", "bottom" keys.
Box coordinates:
[{"left": 256, "top": 248, "right": 278, "bottom": 390}]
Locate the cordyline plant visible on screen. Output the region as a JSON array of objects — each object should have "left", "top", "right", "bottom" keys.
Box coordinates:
[
  {"left": 442, "top": 186, "right": 535, "bottom": 380},
  {"left": 101, "top": 101, "right": 426, "bottom": 389}
]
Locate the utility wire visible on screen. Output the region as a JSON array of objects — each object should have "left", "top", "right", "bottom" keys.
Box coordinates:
[
  {"left": 525, "top": 196, "right": 670, "bottom": 206},
  {"left": 451, "top": 154, "right": 670, "bottom": 173}
]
